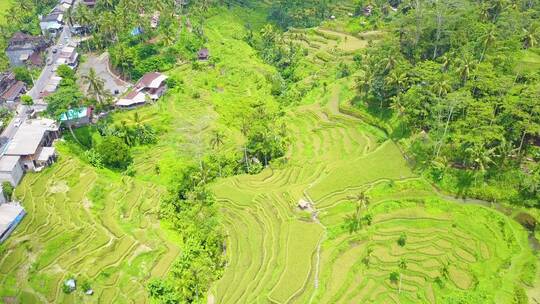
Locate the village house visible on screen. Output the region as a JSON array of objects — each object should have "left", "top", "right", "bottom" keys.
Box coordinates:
[
  {"left": 4, "top": 118, "right": 60, "bottom": 172},
  {"left": 0, "top": 155, "right": 24, "bottom": 186},
  {"left": 198, "top": 48, "right": 210, "bottom": 61},
  {"left": 5, "top": 32, "right": 49, "bottom": 67},
  {"left": 59, "top": 107, "right": 92, "bottom": 128},
  {"left": 39, "top": 7, "right": 64, "bottom": 36},
  {"left": 0, "top": 201, "right": 26, "bottom": 243},
  {"left": 59, "top": 0, "right": 75, "bottom": 11},
  {"left": 82, "top": 0, "right": 96, "bottom": 8},
  {"left": 151, "top": 12, "right": 160, "bottom": 28},
  {"left": 0, "top": 72, "right": 26, "bottom": 105},
  {"left": 116, "top": 72, "right": 168, "bottom": 109},
  {"left": 55, "top": 46, "right": 79, "bottom": 69}
]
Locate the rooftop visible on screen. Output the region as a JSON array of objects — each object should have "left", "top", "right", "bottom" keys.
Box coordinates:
[
  {"left": 0, "top": 155, "right": 21, "bottom": 172},
  {"left": 1, "top": 81, "right": 25, "bottom": 101},
  {"left": 59, "top": 107, "right": 90, "bottom": 121},
  {"left": 37, "top": 147, "right": 56, "bottom": 162},
  {"left": 0, "top": 203, "right": 25, "bottom": 241},
  {"left": 117, "top": 91, "right": 146, "bottom": 106},
  {"left": 136, "top": 72, "right": 168, "bottom": 89},
  {"left": 5, "top": 119, "right": 58, "bottom": 156}
]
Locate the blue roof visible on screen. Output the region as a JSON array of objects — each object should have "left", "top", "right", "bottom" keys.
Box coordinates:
[
  {"left": 59, "top": 107, "right": 88, "bottom": 121},
  {"left": 131, "top": 27, "right": 143, "bottom": 36}
]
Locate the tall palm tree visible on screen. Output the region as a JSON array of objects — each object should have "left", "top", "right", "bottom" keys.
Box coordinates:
[
  {"left": 386, "top": 71, "right": 407, "bottom": 94},
  {"left": 355, "top": 71, "right": 373, "bottom": 101},
  {"left": 240, "top": 118, "right": 251, "bottom": 172},
  {"left": 456, "top": 56, "right": 476, "bottom": 85},
  {"left": 82, "top": 68, "right": 111, "bottom": 106},
  {"left": 522, "top": 23, "right": 539, "bottom": 49},
  {"left": 431, "top": 77, "right": 451, "bottom": 97},
  {"left": 382, "top": 54, "right": 398, "bottom": 72},
  {"left": 344, "top": 202, "right": 362, "bottom": 234},
  {"left": 398, "top": 258, "right": 407, "bottom": 294},
  {"left": 348, "top": 191, "right": 370, "bottom": 209},
  {"left": 479, "top": 25, "right": 497, "bottom": 62},
  {"left": 210, "top": 130, "right": 225, "bottom": 150}
]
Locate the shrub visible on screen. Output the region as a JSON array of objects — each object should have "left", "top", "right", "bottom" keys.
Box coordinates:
[
  {"left": 513, "top": 285, "right": 528, "bottom": 304},
  {"left": 389, "top": 271, "right": 399, "bottom": 283},
  {"left": 2, "top": 182, "right": 14, "bottom": 201},
  {"left": 398, "top": 233, "right": 407, "bottom": 247},
  {"left": 96, "top": 136, "right": 132, "bottom": 170},
  {"left": 84, "top": 149, "right": 104, "bottom": 168}
]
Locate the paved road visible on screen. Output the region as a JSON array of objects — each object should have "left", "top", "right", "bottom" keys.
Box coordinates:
[
  {"left": 2, "top": 2, "right": 80, "bottom": 143},
  {"left": 27, "top": 26, "right": 73, "bottom": 100},
  {"left": 78, "top": 52, "right": 130, "bottom": 97}
]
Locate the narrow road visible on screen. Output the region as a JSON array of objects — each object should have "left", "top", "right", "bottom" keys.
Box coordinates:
[
  {"left": 28, "top": 25, "right": 73, "bottom": 100},
  {"left": 1, "top": 1, "right": 81, "bottom": 145}
]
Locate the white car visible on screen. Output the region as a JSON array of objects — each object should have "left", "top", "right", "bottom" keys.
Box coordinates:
[{"left": 13, "top": 118, "right": 21, "bottom": 127}]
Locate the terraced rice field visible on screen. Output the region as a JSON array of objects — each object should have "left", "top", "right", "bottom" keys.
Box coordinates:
[
  {"left": 0, "top": 157, "right": 179, "bottom": 303},
  {"left": 0, "top": 0, "right": 12, "bottom": 24},
  {"left": 209, "top": 85, "right": 535, "bottom": 303}
]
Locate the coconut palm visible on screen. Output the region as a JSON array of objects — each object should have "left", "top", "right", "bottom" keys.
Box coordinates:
[
  {"left": 348, "top": 191, "right": 370, "bottom": 209},
  {"left": 431, "top": 77, "right": 451, "bottom": 97},
  {"left": 355, "top": 70, "right": 373, "bottom": 101},
  {"left": 386, "top": 71, "right": 407, "bottom": 94},
  {"left": 344, "top": 202, "right": 362, "bottom": 234},
  {"left": 210, "top": 130, "right": 225, "bottom": 150},
  {"left": 456, "top": 56, "right": 476, "bottom": 85},
  {"left": 82, "top": 68, "right": 112, "bottom": 106},
  {"left": 522, "top": 23, "right": 539, "bottom": 49},
  {"left": 381, "top": 54, "right": 398, "bottom": 72},
  {"left": 398, "top": 258, "right": 407, "bottom": 293},
  {"left": 479, "top": 25, "right": 497, "bottom": 62}
]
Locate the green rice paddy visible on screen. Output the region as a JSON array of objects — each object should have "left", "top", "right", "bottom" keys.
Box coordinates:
[
  {"left": 209, "top": 84, "right": 536, "bottom": 303},
  {"left": 0, "top": 7, "right": 536, "bottom": 304},
  {"left": 0, "top": 0, "right": 12, "bottom": 24},
  {"left": 0, "top": 155, "right": 179, "bottom": 303}
]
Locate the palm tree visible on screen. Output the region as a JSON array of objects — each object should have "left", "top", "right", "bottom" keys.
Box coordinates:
[
  {"left": 344, "top": 202, "right": 362, "bottom": 234},
  {"left": 441, "top": 262, "right": 450, "bottom": 280},
  {"left": 240, "top": 118, "right": 251, "bottom": 172},
  {"left": 479, "top": 25, "right": 497, "bottom": 62},
  {"left": 522, "top": 23, "right": 539, "bottom": 49},
  {"left": 431, "top": 77, "right": 451, "bottom": 97},
  {"left": 438, "top": 54, "right": 451, "bottom": 72},
  {"left": 398, "top": 258, "right": 407, "bottom": 294},
  {"left": 210, "top": 130, "right": 225, "bottom": 150},
  {"left": 456, "top": 56, "right": 476, "bottom": 85},
  {"left": 348, "top": 191, "right": 370, "bottom": 209},
  {"left": 386, "top": 71, "right": 407, "bottom": 95},
  {"left": 355, "top": 71, "right": 373, "bottom": 102},
  {"left": 382, "top": 54, "right": 398, "bottom": 72},
  {"left": 82, "top": 68, "right": 111, "bottom": 106}
]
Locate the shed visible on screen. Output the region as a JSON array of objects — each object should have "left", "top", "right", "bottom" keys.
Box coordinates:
[
  {"left": 0, "top": 203, "right": 26, "bottom": 243},
  {"left": 0, "top": 155, "right": 23, "bottom": 186},
  {"left": 198, "top": 48, "right": 209, "bottom": 61}
]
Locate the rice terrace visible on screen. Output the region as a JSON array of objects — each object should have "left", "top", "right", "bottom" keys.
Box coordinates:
[{"left": 0, "top": 1, "right": 539, "bottom": 304}]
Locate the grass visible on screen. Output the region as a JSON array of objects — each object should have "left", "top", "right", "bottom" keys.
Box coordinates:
[
  {"left": 514, "top": 49, "right": 540, "bottom": 74},
  {"left": 0, "top": 0, "right": 12, "bottom": 24}
]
